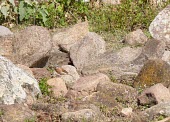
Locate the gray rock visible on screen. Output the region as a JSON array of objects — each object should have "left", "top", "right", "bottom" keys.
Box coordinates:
[
  {"left": 13, "top": 26, "right": 52, "bottom": 67},
  {"left": 138, "top": 83, "right": 170, "bottom": 106},
  {"left": 52, "top": 22, "right": 89, "bottom": 52},
  {"left": 0, "top": 26, "right": 13, "bottom": 37},
  {"left": 61, "top": 109, "right": 106, "bottom": 122},
  {"left": 162, "top": 51, "right": 170, "bottom": 64},
  {"left": 0, "top": 104, "right": 35, "bottom": 122},
  {"left": 70, "top": 32, "right": 106, "bottom": 71},
  {"left": 0, "top": 56, "right": 41, "bottom": 105},
  {"left": 142, "top": 102, "right": 170, "bottom": 121},
  {"left": 149, "top": 5, "right": 170, "bottom": 48},
  {"left": 82, "top": 46, "right": 142, "bottom": 81},
  {"left": 61, "top": 65, "right": 80, "bottom": 88},
  {"left": 124, "top": 29, "right": 148, "bottom": 46},
  {"left": 133, "top": 39, "right": 166, "bottom": 65},
  {"left": 0, "top": 36, "right": 14, "bottom": 60}
]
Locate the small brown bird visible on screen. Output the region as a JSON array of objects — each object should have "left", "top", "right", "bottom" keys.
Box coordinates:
[{"left": 55, "top": 66, "right": 68, "bottom": 75}]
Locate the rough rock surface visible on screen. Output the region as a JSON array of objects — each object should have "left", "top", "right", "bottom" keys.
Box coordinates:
[
  {"left": 13, "top": 26, "right": 52, "bottom": 67},
  {"left": 47, "top": 78, "right": 68, "bottom": 97},
  {"left": 60, "top": 65, "right": 80, "bottom": 87},
  {"left": 52, "top": 22, "right": 89, "bottom": 52},
  {"left": 61, "top": 109, "right": 105, "bottom": 122},
  {"left": 0, "top": 104, "right": 35, "bottom": 122},
  {"left": 0, "top": 36, "right": 13, "bottom": 60},
  {"left": 162, "top": 51, "right": 170, "bottom": 64},
  {"left": 141, "top": 102, "right": 170, "bottom": 121},
  {"left": 132, "top": 39, "right": 166, "bottom": 65},
  {"left": 31, "top": 68, "right": 51, "bottom": 81},
  {"left": 134, "top": 59, "right": 170, "bottom": 88},
  {"left": 66, "top": 73, "right": 110, "bottom": 99},
  {"left": 70, "top": 32, "right": 106, "bottom": 71},
  {"left": 82, "top": 47, "right": 142, "bottom": 81},
  {"left": 0, "top": 26, "right": 13, "bottom": 37},
  {"left": 138, "top": 83, "right": 170, "bottom": 106},
  {"left": 124, "top": 29, "right": 148, "bottom": 46},
  {"left": 0, "top": 56, "right": 41, "bottom": 105},
  {"left": 149, "top": 5, "right": 170, "bottom": 48}
]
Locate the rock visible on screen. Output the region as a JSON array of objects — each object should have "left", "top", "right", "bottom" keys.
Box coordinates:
[
  {"left": 97, "top": 80, "right": 138, "bottom": 105},
  {"left": 60, "top": 65, "right": 80, "bottom": 88},
  {"left": 102, "top": 0, "right": 121, "bottom": 5},
  {"left": 70, "top": 32, "right": 106, "bottom": 71},
  {"left": 0, "top": 56, "right": 41, "bottom": 105},
  {"left": 138, "top": 83, "right": 170, "bottom": 106},
  {"left": 149, "top": 5, "right": 170, "bottom": 48},
  {"left": 0, "top": 104, "right": 35, "bottom": 122},
  {"left": 0, "top": 36, "right": 13, "bottom": 60},
  {"left": 17, "top": 64, "right": 34, "bottom": 77},
  {"left": 61, "top": 109, "right": 105, "bottom": 122},
  {"left": 0, "top": 26, "right": 13, "bottom": 37},
  {"left": 13, "top": 26, "right": 52, "bottom": 67},
  {"left": 124, "top": 29, "right": 148, "bottom": 46},
  {"left": 31, "top": 68, "right": 51, "bottom": 81},
  {"left": 162, "top": 51, "right": 170, "bottom": 64},
  {"left": 134, "top": 59, "right": 170, "bottom": 88},
  {"left": 133, "top": 39, "right": 166, "bottom": 65},
  {"left": 121, "top": 107, "right": 133, "bottom": 117},
  {"left": 82, "top": 47, "right": 142, "bottom": 82},
  {"left": 46, "top": 49, "right": 71, "bottom": 67},
  {"left": 52, "top": 22, "right": 89, "bottom": 52},
  {"left": 66, "top": 73, "right": 110, "bottom": 99},
  {"left": 47, "top": 78, "right": 68, "bottom": 97},
  {"left": 141, "top": 102, "right": 170, "bottom": 121}
]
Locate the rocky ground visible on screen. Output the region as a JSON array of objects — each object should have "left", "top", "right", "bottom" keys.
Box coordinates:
[{"left": 0, "top": 4, "right": 170, "bottom": 122}]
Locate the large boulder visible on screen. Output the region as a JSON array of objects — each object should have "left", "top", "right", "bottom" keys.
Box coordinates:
[
  {"left": 70, "top": 32, "right": 106, "bottom": 71},
  {"left": 0, "top": 56, "right": 41, "bottom": 105},
  {"left": 13, "top": 26, "right": 52, "bottom": 67},
  {"left": 149, "top": 5, "right": 170, "bottom": 48},
  {"left": 52, "top": 22, "right": 89, "bottom": 52},
  {"left": 134, "top": 59, "right": 170, "bottom": 88},
  {"left": 0, "top": 26, "right": 13, "bottom": 37}
]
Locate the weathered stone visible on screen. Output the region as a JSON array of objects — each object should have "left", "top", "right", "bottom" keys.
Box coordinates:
[
  {"left": 70, "top": 32, "right": 106, "bottom": 71},
  {"left": 162, "top": 51, "right": 170, "bottom": 64},
  {"left": 52, "top": 22, "right": 89, "bottom": 52},
  {"left": 47, "top": 78, "right": 68, "bottom": 97},
  {"left": 61, "top": 109, "right": 105, "bottom": 122},
  {"left": 31, "top": 68, "right": 51, "bottom": 81},
  {"left": 0, "top": 56, "right": 41, "bottom": 105},
  {"left": 0, "top": 26, "right": 13, "bottom": 37},
  {"left": 134, "top": 59, "right": 170, "bottom": 88},
  {"left": 17, "top": 64, "right": 34, "bottom": 78},
  {"left": 46, "top": 49, "right": 71, "bottom": 67},
  {"left": 0, "top": 36, "right": 13, "bottom": 60},
  {"left": 60, "top": 65, "right": 80, "bottom": 88},
  {"left": 82, "top": 47, "right": 142, "bottom": 81},
  {"left": 66, "top": 73, "right": 110, "bottom": 99},
  {"left": 97, "top": 80, "right": 138, "bottom": 104},
  {"left": 138, "top": 83, "right": 170, "bottom": 106},
  {"left": 142, "top": 102, "right": 170, "bottom": 121},
  {"left": 133, "top": 39, "right": 166, "bottom": 65},
  {"left": 124, "top": 29, "right": 148, "bottom": 46},
  {"left": 13, "top": 26, "right": 52, "bottom": 67},
  {"left": 121, "top": 107, "right": 133, "bottom": 117},
  {"left": 149, "top": 5, "right": 170, "bottom": 48},
  {"left": 0, "top": 104, "right": 35, "bottom": 122}
]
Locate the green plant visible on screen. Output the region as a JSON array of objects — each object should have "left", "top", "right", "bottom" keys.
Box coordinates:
[
  {"left": 24, "top": 117, "right": 36, "bottom": 122},
  {"left": 39, "top": 78, "right": 52, "bottom": 96}
]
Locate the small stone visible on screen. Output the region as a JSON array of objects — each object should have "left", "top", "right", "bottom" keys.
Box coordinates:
[
  {"left": 0, "top": 26, "right": 13, "bottom": 37},
  {"left": 121, "top": 107, "right": 133, "bottom": 117}
]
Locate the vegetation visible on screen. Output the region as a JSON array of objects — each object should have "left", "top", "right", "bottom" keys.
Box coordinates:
[
  {"left": 38, "top": 78, "right": 52, "bottom": 96},
  {"left": 0, "top": 0, "right": 169, "bottom": 40}
]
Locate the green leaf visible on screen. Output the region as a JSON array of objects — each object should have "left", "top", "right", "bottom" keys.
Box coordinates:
[
  {"left": 39, "top": 9, "right": 48, "bottom": 24},
  {"left": 19, "top": 1, "right": 26, "bottom": 21},
  {"left": 1, "top": 5, "right": 9, "bottom": 18},
  {"left": 24, "top": 0, "right": 32, "bottom": 5},
  {"left": 9, "top": 0, "right": 15, "bottom": 6}
]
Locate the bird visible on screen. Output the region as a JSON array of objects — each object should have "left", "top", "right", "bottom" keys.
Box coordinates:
[{"left": 55, "top": 65, "right": 68, "bottom": 75}]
